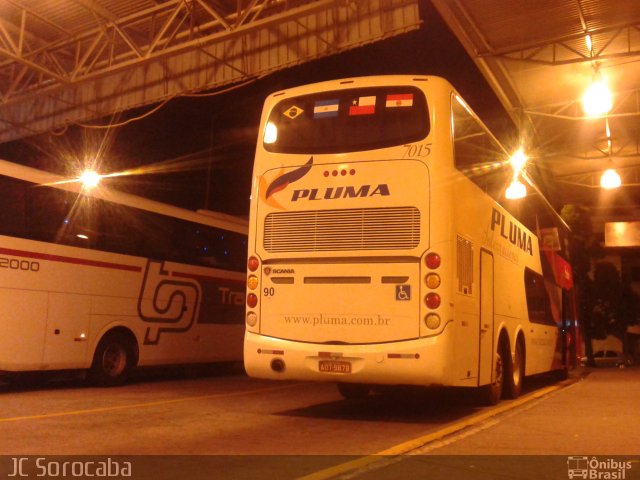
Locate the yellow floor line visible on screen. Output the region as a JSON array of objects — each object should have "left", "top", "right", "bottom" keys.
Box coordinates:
[
  {"left": 0, "top": 382, "right": 302, "bottom": 423},
  {"left": 297, "top": 384, "right": 561, "bottom": 480}
]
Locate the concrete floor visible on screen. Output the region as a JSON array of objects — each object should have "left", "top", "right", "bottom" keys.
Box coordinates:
[{"left": 1, "top": 365, "right": 635, "bottom": 479}]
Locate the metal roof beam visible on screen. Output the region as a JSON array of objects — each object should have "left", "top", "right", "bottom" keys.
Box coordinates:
[
  {"left": 480, "top": 23, "right": 640, "bottom": 66},
  {"left": 0, "top": 0, "right": 313, "bottom": 102},
  {"left": 0, "top": 0, "right": 421, "bottom": 144}
]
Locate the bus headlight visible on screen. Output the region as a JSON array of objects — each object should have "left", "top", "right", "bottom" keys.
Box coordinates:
[
  {"left": 424, "top": 313, "right": 441, "bottom": 330},
  {"left": 248, "top": 275, "right": 259, "bottom": 290},
  {"left": 247, "top": 312, "right": 258, "bottom": 327}
]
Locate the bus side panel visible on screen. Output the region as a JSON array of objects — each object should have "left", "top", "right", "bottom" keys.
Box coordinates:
[
  {"left": 188, "top": 274, "right": 245, "bottom": 363},
  {"left": 452, "top": 175, "right": 549, "bottom": 384},
  {"left": 1, "top": 237, "right": 245, "bottom": 372},
  {"left": 0, "top": 288, "right": 48, "bottom": 371},
  {"left": 43, "top": 293, "right": 91, "bottom": 369},
  {"left": 452, "top": 292, "right": 480, "bottom": 385}
]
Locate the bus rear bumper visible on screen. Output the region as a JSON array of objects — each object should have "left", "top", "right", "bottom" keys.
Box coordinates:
[{"left": 244, "top": 330, "right": 452, "bottom": 387}]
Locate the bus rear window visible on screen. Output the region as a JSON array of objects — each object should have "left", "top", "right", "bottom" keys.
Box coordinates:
[{"left": 264, "top": 86, "right": 429, "bottom": 154}]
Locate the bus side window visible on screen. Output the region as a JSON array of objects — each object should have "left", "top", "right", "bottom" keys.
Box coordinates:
[
  {"left": 452, "top": 95, "right": 510, "bottom": 202},
  {"left": 169, "top": 220, "right": 200, "bottom": 266},
  {"left": 138, "top": 211, "right": 176, "bottom": 262},
  {"left": 26, "top": 186, "right": 78, "bottom": 244},
  {"left": 171, "top": 221, "right": 246, "bottom": 271},
  {"left": 524, "top": 268, "right": 556, "bottom": 325},
  {"left": 178, "top": 223, "right": 223, "bottom": 268},
  {"left": 202, "top": 227, "right": 248, "bottom": 271},
  {"left": 0, "top": 177, "right": 28, "bottom": 237},
  {"left": 96, "top": 201, "right": 145, "bottom": 258},
  {"left": 227, "top": 232, "right": 248, "bottom": 272}
]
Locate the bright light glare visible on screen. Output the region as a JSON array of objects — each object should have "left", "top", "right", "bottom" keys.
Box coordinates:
[
  {"left": 510, "top": 149, "right": 528, "bottom": 173},
  {"left": 600, "top": 168, "right": 621, "bottom": 189},
  {"left": 506, "top": 179, "right": 527, "bottom": 199},
  {"left": 506, "top": 149, "right": 527, "bottom": 200},
  {"left": 582, "top": 80, "right": 612, "bottom": 116},
  {"left": 79, "top": 170, "right": 101, "bottom": 188},
  {"left": 263, "top": 122, "right": 278, "bottom": 144}
]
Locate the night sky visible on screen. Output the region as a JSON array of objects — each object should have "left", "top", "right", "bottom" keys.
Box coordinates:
[{"left": 0, "top": 1, "right": 511, "bottom": 218}]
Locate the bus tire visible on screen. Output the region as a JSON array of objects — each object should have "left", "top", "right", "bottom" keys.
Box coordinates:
[
  {"left": 504, "top": 338, "right": 524, "bottom": 399},
  {"left": 337, "top": 383, "right": 370, "bottom": 400},
  {"left": 479, "top": 347, "right": 504, "bottom": 406},
  {"left": 89, "top": 333, "right": 137, "bottom": 387}
]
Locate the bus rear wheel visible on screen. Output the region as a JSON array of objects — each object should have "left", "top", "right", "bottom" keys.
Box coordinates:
[
  {"left": 504, "top": 339, "right": 524, "bottom": 399},
  {"left": 89, "top": 333, "right": 136, "bottom": 387},
  {"left": 479, "top": 349, "right": 504, "bottom": 406}
]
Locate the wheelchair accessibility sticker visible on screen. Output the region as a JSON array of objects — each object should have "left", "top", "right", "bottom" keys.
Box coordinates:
[{"left": 396, "top": 285, "right": 411, "bottom": 301}]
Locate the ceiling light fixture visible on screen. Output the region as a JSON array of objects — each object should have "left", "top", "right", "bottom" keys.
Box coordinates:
[
  {"left": 509, "top": 148, "right": 528, "bottom": 173},
  {"left": 79, "top": 170, "right": 101, "bottom": 188},
  {"left": 582, "top": 68, "right": 612, "bottom": 117},
  {"left": 506, "top": 179, "right": 527, "bottom": 199},
  {"left": 600, "top": 168, "right": 621, "bottom": 190},
  {"left": 505, "top": 148, "right": 528, "bottom": 200}
]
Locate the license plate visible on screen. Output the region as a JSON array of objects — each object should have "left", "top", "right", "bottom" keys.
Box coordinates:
[{"left": 319, "top": 360, "right": 351, "bottom": 374}]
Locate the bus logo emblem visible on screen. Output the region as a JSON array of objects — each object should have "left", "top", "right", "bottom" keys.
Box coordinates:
[
  {"left": 137, "top": 260, "right": 202, "bottom": 345},
  {"left": 396, "top": 285, "right": 411, "bottom": 301}
]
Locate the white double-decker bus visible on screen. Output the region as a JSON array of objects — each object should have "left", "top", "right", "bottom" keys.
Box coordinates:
[
  {"left": 0, "top": 158, "right": 247, "bottom": 386},
  {"left": 244, "top": 75, "right": 574, "bottom": 404}
]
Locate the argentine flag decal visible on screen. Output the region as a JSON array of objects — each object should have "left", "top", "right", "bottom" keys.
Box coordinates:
[{"left": 313, "top": 99, "right": 340, "bottom": 118}]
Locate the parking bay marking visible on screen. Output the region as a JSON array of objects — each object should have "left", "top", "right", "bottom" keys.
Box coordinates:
[
  {"left": 0, "top": 382, "right": 303, "bottom": 423},
  {"left": 297, "top": 384, "right": 564, "bottom": 480}
]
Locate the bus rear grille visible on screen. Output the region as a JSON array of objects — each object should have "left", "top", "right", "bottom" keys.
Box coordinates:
[{"left": 263, "top": 207, "right": 420, "bottom": 252}]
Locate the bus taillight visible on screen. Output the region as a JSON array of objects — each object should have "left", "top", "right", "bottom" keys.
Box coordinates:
[
  {"left": 425, "top": 292, "right": 441, "bottom": 309},
  {"left": 247, "top": 312, "right": 258, "bottom": 327},
  {"left": 425, "top": 273, "right": 441, "bottom": 289},
  {"left": 247, "top": 293, "right": 258, "bottom": 308},
  {"left": 248, "top": 256, "right": 260, "bottom": 272},
  {"left": 424, "top": 313, "right": 441, "bottom": 329},
  {"left": 425, "top": 252, "right": 441, "bottom": 269}
]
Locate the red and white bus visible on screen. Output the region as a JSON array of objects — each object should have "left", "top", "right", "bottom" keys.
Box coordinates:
[
  {"left": 0, "top": 158, "right": 247, "bottom": 385},
  {"left": 244, "top": 75, "right": 574, "bottom": 404}
]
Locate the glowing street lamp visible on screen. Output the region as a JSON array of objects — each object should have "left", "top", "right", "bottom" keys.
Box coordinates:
[
  {"left": 506, "top": 179, "right": 527, "bottom": 199},
  {"left": 509, "top": 149, "right": 528, "bottom": 173},
  {"left": 505, "top": 148, "right": 528, "bottom": 200},
  {"left": 600, "top": 168, "right": 621, "bottom": 189},
  {"left": 582, "top": 76, "right": 612, "bottom": 117},
  {"left": 79, "top": 170, "right": 101, "bottom": 188}
]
